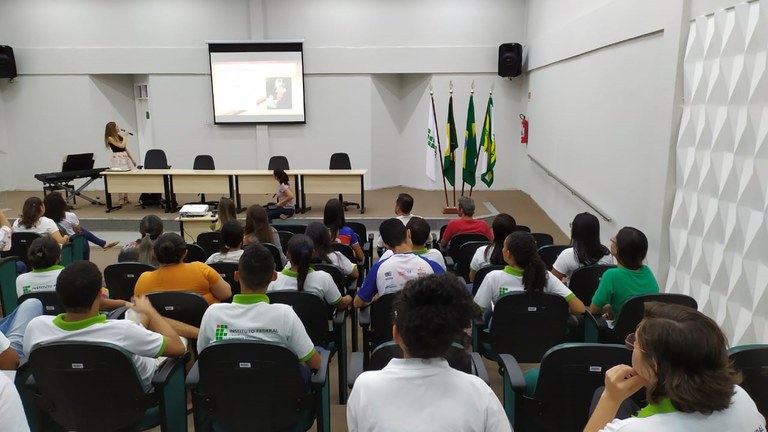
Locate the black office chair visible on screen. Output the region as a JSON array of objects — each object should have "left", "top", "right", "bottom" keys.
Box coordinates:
[
  {"left": 184, "top": 243, "right": 207, "bottom": 263},
  {"left": 193, "top": 154, "right": 217, "bottom": 206},
  {"left": 276, "top": 230, "right": 294, "bottom": 253},
  {"left": 531, "top": 232, "right": 554, "bottom": 248},
  {"left": 187, "top": 341, "right": 331, "bottom": 432},
  {"left": 140, "top": 149, "right": 172, "bottom": 209},
  {"left": 1, "top": 232, "right": 40, "bottom": 269},
  {"left": 270, "top": 223, "right": 306, "bottom": 235},
  {"left": 346, "top": 221, "right": 373, "bottom": 272},
  {"left": 359, "top": 294, "right": 398, "bottom": 368},
  {"left": 196, "top": 231, "right": 222, "bottom": 258},
  {"left": 568, "top": 264, "right": 616, "bottom": 305},
  {"left": 537, "top": 244, "right": 569, "bottom": 270},
  {"left": 329, "top": 152, "right": 359, "bottom": 210},
  {"left": 514, "top": 225, "right": 531, "bottom": 233},
  {"left": 19, "top": 292, "right": 63, "bottom": 316},
  {"left": 455, "top": 240, "right": 491, "bottom": 281},
  {"left": 729, "top": 344, "right": 768, "bottom": 416},
  {"left": 263, "top": 243, "right": 283, "bottom": 269},
  {"left": 104, "top": 262, "right": 155, "bottom": 301},
  {"left": 471, "top": 265, "right": 505, "bottom": 296},
  {"left": 267, "top": 155, "right": 290, "bottom": 170},
  {"left": 146, "top": 291, "right": 209, "bottom": 329},
  {"left": 0, "top": 256, "right": 19, "bottom": 315},
  {"left": 447, "top": 233, "right": 490, "bottom": 266},
  {"left": 208, "top": 262, "right": 240, "bottom": 301}
]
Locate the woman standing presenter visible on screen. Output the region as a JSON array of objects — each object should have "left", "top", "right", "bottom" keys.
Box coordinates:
[{"left": 104, "top": 121, "right": 137, "bottom": 205}]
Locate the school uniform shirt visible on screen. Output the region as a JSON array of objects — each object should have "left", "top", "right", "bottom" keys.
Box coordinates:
[
  {"left": 335, "top": 226, "right": 360, "bottom": 247},
  {"left": 470, "top": 245, "right": 495, "bottom": 272},
  {"left": 12, "top": 216, "right": 59, "bottom": 236},
  {"left": 197, "top": 293, "right": 316, "bottom": 362},
  {"left": 0, "top": 331, "right": 9, "bottom": 354},
  {"left": 323, "top": 251, "right": 356, "bottom": 277},
  {"left": 205, "top": 249, "right": 245, "bottom": 265},
  {"left": 552, "top": 247, "right": 613, "bottom": 279},
  {"left": 23, "top": 314, "right": 168, "bottom": 392},
  {"left": 374, "top": 214, "right": 417, "bottom": 248},
  {"left": 599, "top": 386, "right": 764, "bottom": 432},
  {"left": 473, "top": 266, "right": 576, "bottom": 311},
  {"left": 267, "top": 268, "right": 343, "bottom": 306},
  {"left": 15, "top": 265, "right": 64, "bottom": 297},
  {"left": 442, "top": 218, "right": 493, "bottom": 244},
  {"left": 134, "top": 261, "right": 224, "bottom": 305},
  {"left": 0, "top": 372, "right": 29, "bottom": 432},
  {"left": 379, "top": 247, "right": 447, "bottom": 271},
  {"left": 357, "top": 253, "right": 444, "bottom": 303},
  {"left": 347, "top": 358, "right": 511, "bottom": 432},
  {"left": 591, "top": 265, "right": 659, "bottom": 317}
]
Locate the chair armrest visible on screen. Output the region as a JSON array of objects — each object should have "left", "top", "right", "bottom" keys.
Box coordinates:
[
  {"left": 358, "top": 306, "right": 371, "bottom": 326},
  {"left": 152, "top": 351, "right": 191, "bottom": 387},
  {"left": 584, "top": 313, "right": 607, "bottom": 343},
  {"left": 471, "top": 352, "right": 490, "bottom": 386},
  {"left": 106, "top": 306, "right": 128, "bottom": 320},
  {"left": 332, "top": 309, "right": 347, "bottom": 327},
  {"left": 473, "top": 315, "right": 487, "bottom": 332},
  {"left": 310, "top": 349, "right": 331, "bottom": 387},
  {"left": 498, "top": 354, "right": 526, "bottom": 391},
  {"left": 445, "top": 256, "right": 455, "bottom": 268},
  {"left": 347, "top": 352, "right": 364, "bottom": 388},
  {"left": 185, "top": 361, "right": 200, "bottom": 387}
]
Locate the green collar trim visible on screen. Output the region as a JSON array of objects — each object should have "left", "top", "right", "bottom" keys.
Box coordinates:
[
  {"left": 232, "top": 294, "right": 270, "bottom": 305},
  {"left": 32, "top": 265, "right": 64, "bottom": 273},
  {"left": 53, "top": 314, "right": 107, "bottom": 331},
  {"left": 504, "top": 266, "right": 524, "bottom": 277},
  {"left": 281, "top": 268, "right": 314, "bottom": 277},
  {"left": 636, "top": 398, "right": 677, "bottom": 418},
  {"left": 413, "top": 247, "right": 429, "bottom": 255}
]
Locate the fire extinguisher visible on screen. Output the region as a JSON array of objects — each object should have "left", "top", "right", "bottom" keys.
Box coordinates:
[{"left": 520, "top": 114, "right": 529, "bottom": 144}]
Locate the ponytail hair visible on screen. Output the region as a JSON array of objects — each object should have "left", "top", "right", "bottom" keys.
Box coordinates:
[
  {"left": 506, "top": 232, "right": 547, "bottom": 294},
  {"left": 27, "top": 236, "right": 61, "bottom": 269},
  {"left": 287, "top": 234, "right": 314, "bottom": 292},
  {"left": 486, "top": 213, "right": 517, "bottom": 265}
]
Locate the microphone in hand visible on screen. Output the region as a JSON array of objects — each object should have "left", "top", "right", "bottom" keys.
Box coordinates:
[{"left": 120, "top": 129, "right": 134, "bottom": 136}]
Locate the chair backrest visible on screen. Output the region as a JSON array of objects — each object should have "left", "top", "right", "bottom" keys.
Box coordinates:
[
  {"left": 1, "top": 232, "right": 41, "bottom": 268},
  {"left": 537, "top": 244, "right": 570, "bottom": 270},
  {"left": 276, "top": 231, "right": 293, "bottom": 253},
  {"left": 196, "top": 231, "right": 222, "bottom": 258},
  {"left": 368, "top": 294, "right": 398, "bottom": 349},
  {"left": 262, "top": 243, "right": 283, "bottom": 269},
  {"left": 490, "top": 293, "right": 570, "bottom": 363},
  {"left": 0, "top": 256, "right": 19, "bottom": 315},
  {"left": 19, "top": 292, "right": 63, "bottom": 316},
  {"left": 68, "top": 233, "right": 87, "bottom": 262},
  {"left": 345, "top": 221, "right": 368, "bottom": 245},
  {"left": 312, "top": 263, "right": 346, "bottom": 294},
  {"left": 184, "top": 243, "right": 207, "bottom": 263},
  {"left": 472, "top": 265, "right": 504, "bottom": 296},
  {"left": 60, "top": 243, "right": 73, "bottom": 267},
  {"left": 267, "top": 155, "right": 290, "bottom": 170},
  {"left": 331, "top": 243, "right": 356, "bottom": 262},
  {"left": 448, "top": 233, "right": 489, "bottom": 262},
  {"left": 531, "top": 232, "right": 554, "bottom": 248},
  {"left": 612, "top": 293, "right": 698, "bottom": 342},
  {"left": 143, "top": 149, "right": 170, "bottom": 169},
  {"left": 368, "top": 341, "right": 472, "bottom": 374},
  {"left": 193, "top": 341, "right": 308, "bottom": 432},
  {"left": 532, "top": 343, "right": 633, "bottom": 431},
  {"left": 103, "top": 262, "right": 155, "bottom": 301},
  {"left": 270, "top": 223, "right": 306, "bottom": 235},
  {"left": 729, "top": 344, "right": 768, "bottom": 417},
  {"left": 329, "top": 152, "right": 352, "bottom": 169},
  {"left": 568, "top": 264, "right": 616, "bottom": 305},
  {"left": 514, "top": 225, "right": 531, "bottom": 233},
  {"left": 439, "top": 224, "right": 448, "bottom": 244},
  {"left": 146, "top": 291, "right": 209, "bottom": 328},
  {"left": 209, "top": 262, "right": 240, "bottom": 299},
  {"left": 28, "top": 342, "right": 153, "bottom": 432},
  {"left": 193, "top": 155, "right": 215, "bottom": 170},
  {"left": 456, "top": 241, "right": 490, "bottom": 280},
  {"left": 267, "top": 291, "right": 333, "bottom": 347}
]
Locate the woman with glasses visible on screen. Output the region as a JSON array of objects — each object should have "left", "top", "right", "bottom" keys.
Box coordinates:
[{"left": 585, "top": 302, "right": 765, "bottom": 431}]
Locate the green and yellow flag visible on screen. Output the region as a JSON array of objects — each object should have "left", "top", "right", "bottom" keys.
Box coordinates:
[
  {"left": 443, "top": 95, "right": 459, "bottom": 186},
  {"left": 480, "top": 95, "right": 496, "bottom": 187},
  {"left": 462, "top": 94, "right": 477, "bottom": 187}
]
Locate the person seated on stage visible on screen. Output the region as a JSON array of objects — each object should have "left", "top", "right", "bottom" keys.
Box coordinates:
[
  {"left": 469, "top": 213, "right": 517, "bottom": 282},
  {"left": 205, "top": 221, "right": 244, "bottom": 265},
  {"left": 380, "top": 217, "right": 446, "bottom": 271},
  {"left": 11, "top": 197, "right": 68, "bottom": 245},
  {"left": 305, "top": 221, "right": 359, "bottom": 280},
  {"left": 266, "top": 169, "right": 295, "bottom": 222},
  {"left": 118, "top": 214, "right": 164, "bottom": 266},
  {"left": 197, "top": 243, "right": 321, "bottom": 373},
  {"left": 551, "top": 212, "right": 613, "bottom": 284},
  {"left": 323, "top": 198, "right": 364, "bottom": 262},
  {"left": 43, "top": 192, "right": 119, "bottom": 260},
  {"left": 209, "top": 197, "right": 237, "bottom": 232},
  {"left": 347, "top": 273, "right": 511, "bottom": 432},
  {"left": 268, "top": 234, "right": 353, "bottom": 310},
  {"left": 354, "top": 219, "right": 444, "bottom": 308},
  {"left": 15, "top": 236, "right": 128, "bottom": 311},
  {"left": 375, "top": 193, "right": 417, "bottom": 252},
  {"left": 439, "top": 196, "right": 493, "bottom": 249},
  {"left": 23, "top": 261, "right": 185, "bottom": 392},
  {"left": 474, "top": 231, "right": 585, "bottom": 320},
  {"left": 584, "top": 302, "right": 765, "bottom": 432},
  {"left": 589, "top": 227, "right": 659, "bottom": 320},
  {"left": 242, "top": 204, "right": 286, "bottom": 266}
]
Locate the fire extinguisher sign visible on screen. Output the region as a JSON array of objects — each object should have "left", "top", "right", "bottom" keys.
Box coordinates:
[{"left": 520, "top": 114, "right": 528, "bottom": 144}]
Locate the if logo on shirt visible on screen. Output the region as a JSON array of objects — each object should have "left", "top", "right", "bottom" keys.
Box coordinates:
[
  {"left": 498, "top": 287, "right": 509, "bottom": 296},
  {"left": 215, "top": 324, "right": 228, "bottom": 341}
]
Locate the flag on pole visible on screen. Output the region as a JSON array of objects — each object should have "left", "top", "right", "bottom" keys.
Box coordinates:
[
  {"left": 426, "top": 97, "right": 438, "bottom": 182},
  {"left": 480, "top": 95, "right": 496, "bottom": 187},
  {"left": 462, "top": 94, "right": 477, "bottom": 187},
  {"left": 443, "top": 95, "right": 459, "bottom": 186}
]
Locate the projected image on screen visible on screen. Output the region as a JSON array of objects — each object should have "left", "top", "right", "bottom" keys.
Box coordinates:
[{"left": 208, "top": 41, "right": 306, "bottom": 124}]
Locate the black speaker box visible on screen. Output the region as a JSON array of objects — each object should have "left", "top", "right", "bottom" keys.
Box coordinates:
[
  {"left": 0, "top": 46, "right": 18, "bottom": 79},
  {"left": 498, "top": 43, "right": 522, "bottom": 78}
]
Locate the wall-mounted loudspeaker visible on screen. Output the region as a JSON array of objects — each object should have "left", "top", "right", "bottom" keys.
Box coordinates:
[
  {"left": 0, "top": 46, "right": 18, "bottom": 79},
  {"left": 498, "top": 43, "right": 522, "bottom": 78}
]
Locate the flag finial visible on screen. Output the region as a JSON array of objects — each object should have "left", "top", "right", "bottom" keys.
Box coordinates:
[
  {"left": 429, "top": 83, "right": 433, "bottom": 95},
  {"left": 490, "top": 83, "right": 494, "bottom": 95},
  {"left": 449, "top": 81, "right": 453, "bottom": 94},
  {"left": 470, "top": 81, "right": 475, "bottom": 94}
]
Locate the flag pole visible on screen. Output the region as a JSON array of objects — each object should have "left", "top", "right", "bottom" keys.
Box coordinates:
[
  {"left": 430, "top": 87, "right": 450, "bottom": 208},
  {"left": 470, "top": 86, "right": 492, "bottom": 196},
  {"left": 461, "top": 82, "right": 475, "bottom": 197},
  {"left": 448, "top": 82, "right": 457, "bottom": 211}
]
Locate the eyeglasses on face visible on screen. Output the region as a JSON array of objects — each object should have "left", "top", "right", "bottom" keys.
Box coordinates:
[{"left": 625, "top": 332, "right": 644, "bottom": 352}]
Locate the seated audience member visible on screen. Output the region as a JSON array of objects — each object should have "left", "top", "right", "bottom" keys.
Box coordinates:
[
  {"left": 305, "top": 222, "right": 359, "bottom": 280},
  {"left": 209, "top": 197, "right": 237, "bottom": 232},
  {"left": 585, "top": 302, "right": 765, "bottom": 432},
  {"left": 474, "top": 232, "right": 585, "bottom": 316},
  {"left": 205, "top": 221, "right": 244, "bottom": 264},
  {"left": 354, "top": 219, "right": 444, "bottom": 308},
  {"left": 589, "top": 227, "right": 659, "bottom": 319},
  {"left": 347, "top": 273, "right": 511, "bottom": 432},
  {"left": 268, "top": 234, "right": 353, "bottom": 310},
  {"left": 43, "top": 192, "right": 119, "bottom": 260},
  {"left": 324, "top": 198, "right": 364, "bottom": 261},
  {"left": 23, "top": 261, "right": 185, "bottom": 391},
  {"left": 134, "top": 233, "right": 231, "bottom": 305},
  {"left": 11, "top": 197, "right": 68, "bottom": 245},
  {"left": 439, "top": 196, "right": 493, "bottom": 248},
  {"left": 118, "top": 214, "right": 164, "bottom": 266},
  {"left": 375, "top": 193, "right": 416, "bottom": 250},
  {"left": 380, "top": 217, "right": 446, "bottom": 270},
  {"left": 197, "top": 243, "right": 321, "bottom": 371},
  {"left": 0, "top": 299, "right": 43, "bottom": 368},
  {"left": 0, "top": 208, "right": 25, "bottom": 274},
  {"left": 242, "top": 204, "right": 286, "bottom": 266},
  {"left": 551, "top": 212, "right": 612, "bottom": 283},
  {"left": 0, "top": 371, "right": 29, "bottom": 430},
  {"left": 469, "top": 213, "right": 516, "bottom": 282}
]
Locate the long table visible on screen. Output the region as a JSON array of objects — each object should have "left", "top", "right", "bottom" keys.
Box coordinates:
[{"left": 101, "top": 169, "right": 367, "bottom": 213}]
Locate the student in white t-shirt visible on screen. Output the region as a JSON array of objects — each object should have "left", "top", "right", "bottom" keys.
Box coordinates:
[
  {"left": 43, "top": 192, "right": 119, "bottom": 260},
  {"left": 205, "top": 220, "right": 245, "bottom": 265},
  {"left": 347, "top": 273, "right": 511, "bottom": 432},
  {"left": 23, "top": 261, "right": 186, "bottom": 391},
  {"left": 11, "top": 197, "right": 68, "bottom": 245},
  {"left": 585, "top": 302, "right": 765, "bottom": 432},
  {"left": 474, "top": 231, "right": 585, "bottom": 316},
  {"left": 551, "top": 212, "right": 613, "bottom": 283},
  {"left": 469, "top": 213, "right": 517, "bottom": 282},
  {"left": 375, "top": 193, "right": 417, "bottom": 251},
  {"left": 305, "top": 221, "right": 359, "bottom": 280},
  {"left": 380, "top": 217, "right": 446, "bottom": 270},
  {"left": 268, "top": 234, "right": 353, "bottom": 310},
  {"left": 0, "top": 371, "right": 29, "bottom": 431}
]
